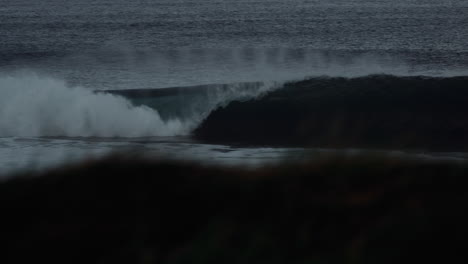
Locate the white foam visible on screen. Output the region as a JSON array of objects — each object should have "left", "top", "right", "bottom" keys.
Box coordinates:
[{"left": 0, "top": 74, "right": 189, "bottom": 137}]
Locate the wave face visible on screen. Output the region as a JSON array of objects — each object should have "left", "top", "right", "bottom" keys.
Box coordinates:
[
  {"left": 194, "top": 75, "right": 468, "bottom": 151},
  {"left": 104, "top": 82, "right": 274, "bottom": 123},
  {"left": 0, "top": 74, "right": 276, "bottom": 137}
]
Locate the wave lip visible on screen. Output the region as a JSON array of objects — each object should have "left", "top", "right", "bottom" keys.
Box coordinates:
[{"left": 194, "top": 74, "right": 468, "bottom": 151}]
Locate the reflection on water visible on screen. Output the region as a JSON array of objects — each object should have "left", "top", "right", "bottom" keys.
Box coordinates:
[{"left": 1, "top": 136, "right": 468, "bottom": 178}]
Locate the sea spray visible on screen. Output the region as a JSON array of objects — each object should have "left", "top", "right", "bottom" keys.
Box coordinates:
[
  {"left": 170, "top": 81, "right": 281, "bottom": 125},
  {"left": 0, "top": 75, "right": 188, "bottom": 137}
]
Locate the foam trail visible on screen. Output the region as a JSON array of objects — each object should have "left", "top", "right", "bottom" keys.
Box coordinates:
[{"left": 0, "top": 75, "right": 188, "bottom": 137}]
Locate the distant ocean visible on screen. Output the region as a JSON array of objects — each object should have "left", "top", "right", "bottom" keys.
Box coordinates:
[{"left": 1, "top": 0, "right": 468, "bottom": 175}]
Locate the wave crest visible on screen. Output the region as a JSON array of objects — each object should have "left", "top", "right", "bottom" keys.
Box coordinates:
[{"left": 0, "top": 74, "right": 278, "bottom": 138}]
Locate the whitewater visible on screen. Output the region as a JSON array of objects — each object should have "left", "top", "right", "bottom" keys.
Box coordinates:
[{"left": 0, "top": 75, "right": 189, "bottom": 137}]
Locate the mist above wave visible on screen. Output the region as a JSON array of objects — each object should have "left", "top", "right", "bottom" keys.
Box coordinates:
[{"left": 2, "top": 47, "right": 428, "bottom": 90}]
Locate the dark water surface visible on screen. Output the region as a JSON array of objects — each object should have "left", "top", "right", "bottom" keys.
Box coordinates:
[{"left": 2, "top": 0, "right": 468, "bottom": 88}]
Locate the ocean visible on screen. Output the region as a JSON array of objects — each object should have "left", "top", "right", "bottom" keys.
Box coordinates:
[{"left": 1, "top": 0, "right": 468, "bottom": 176}]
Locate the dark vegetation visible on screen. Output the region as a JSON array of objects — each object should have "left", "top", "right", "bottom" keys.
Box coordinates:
[
  {"left": 195, "top": 75, "right": 468, "bottom": 151},
  {"left": 2, "top": 154, "right": 468, "bottom": 263}
]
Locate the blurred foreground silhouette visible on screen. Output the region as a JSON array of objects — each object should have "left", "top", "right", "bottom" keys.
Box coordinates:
[{"left": 2, "top": 154, "right": 468, "bottom": 264}]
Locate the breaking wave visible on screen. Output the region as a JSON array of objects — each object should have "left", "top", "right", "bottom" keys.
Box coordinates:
[
  {"left": 3, "top": 72, "right": 468, "bottom": 150},
  {"left": 0, "top": 74, "right": 276, "bottom": 137}
]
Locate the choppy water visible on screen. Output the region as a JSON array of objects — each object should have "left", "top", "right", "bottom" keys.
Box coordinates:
[
  {"left": 1, "top": 0, "right": 468, "bottom": 174},
  {"left": 0, "top": 137, "right": 300, "bottom": 176}
]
